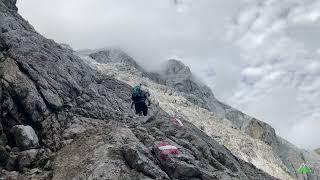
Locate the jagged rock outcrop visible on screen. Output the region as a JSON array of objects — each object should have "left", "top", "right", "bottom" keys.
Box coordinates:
[
  {"left": 161, "top": 60, "right": 224, "bottom": 115},
  {"left": 315, "top": 148, "right": 320, "bottom": 155},
  {"left": 0, "top": 0, "right": 278, "bottom": 179}
]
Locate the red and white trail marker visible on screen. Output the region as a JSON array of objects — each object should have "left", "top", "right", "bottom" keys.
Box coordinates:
[
  {"left": 156, "top": 141, "right": 180, "bottom": 160},
  {"left": 171, "top": 117, "right": 184, "bottom": 127}
]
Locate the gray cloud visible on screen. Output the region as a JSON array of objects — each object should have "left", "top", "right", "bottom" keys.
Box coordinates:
[{"left": 17, "top": 0, "right": 320, "bottom": 149}]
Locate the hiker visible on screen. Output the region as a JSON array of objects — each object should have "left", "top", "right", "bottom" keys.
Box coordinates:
[{"left": 131, "top": 84, "right": 151, "bottom": 116}]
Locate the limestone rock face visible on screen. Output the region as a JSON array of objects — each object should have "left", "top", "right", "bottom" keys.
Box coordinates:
[
  {"left": 10, "top": 125, "right": 39, "bottom": 150},
  {"left": 315, "top": 148, "right": 320, "bottom": 155},
  {"left": 243, "top": 119, "right": 278, "bottom": 148},
  {"left": 0, "top": 0, "right": 277, "bottom": 179},
  {"left": 162, "top": 59, "right": 218, "bottom": 111}
]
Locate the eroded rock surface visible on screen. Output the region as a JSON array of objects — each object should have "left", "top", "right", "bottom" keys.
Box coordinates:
[{"left": 52, "top": 111, "right": 277, "bottom": 180}]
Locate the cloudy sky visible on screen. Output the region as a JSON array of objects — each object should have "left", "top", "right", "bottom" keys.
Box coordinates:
[{"left": 17, "top": 0, "right": 320, "bottom": 150}]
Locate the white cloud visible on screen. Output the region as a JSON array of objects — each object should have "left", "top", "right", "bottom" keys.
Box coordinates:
[
  {"left": 305, "top": 61, "right": 320, "bottom": 74},
  {"left": 227, "top": 0, "right": 320, "bottom": 149},
  {"left": 289, "top": 1, "right": 320, "bottom": 24},
  {"left": 17, "top": 0, "right": 320, "bottom": 149},
  {"left": 241, "top": 66, "right": 271, "bottom": 84}
]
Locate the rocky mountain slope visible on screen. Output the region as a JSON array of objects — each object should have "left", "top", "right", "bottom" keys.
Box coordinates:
[
  {"left": 153, "top": 59, "right": 320, "bottom": 180},
  {"left": 79, "top": 48, "right": 320, "bottom": 180},
  {"left": 316, "top": 149, "right": 320, "bottom": 155},
  {"left": 0, "top": 0, "right": 281, "bottom": 179},
  {"left": 161, "top": 62, "right": 320, "bottom": 180}
]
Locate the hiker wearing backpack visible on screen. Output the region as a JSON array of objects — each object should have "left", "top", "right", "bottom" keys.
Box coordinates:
[{"left": 131, "top": 84, "right": 151, "bottom": 116}]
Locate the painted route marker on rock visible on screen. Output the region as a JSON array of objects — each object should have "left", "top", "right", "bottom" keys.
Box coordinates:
[
  {"left": 171, "top": 117, "right": 184, "bottom": 127},
  {"left": 156, "top": 141, "right": 180, "bottom": 160}
]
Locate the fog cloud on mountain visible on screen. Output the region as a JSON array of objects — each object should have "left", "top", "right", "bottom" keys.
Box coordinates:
[{"left": 17, "top": 0, "right": 320, "bottom": 149}]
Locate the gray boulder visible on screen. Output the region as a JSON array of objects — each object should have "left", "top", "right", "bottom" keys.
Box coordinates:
[{"left": 10, "top": 125, "right": 39, "bottom": 150}]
